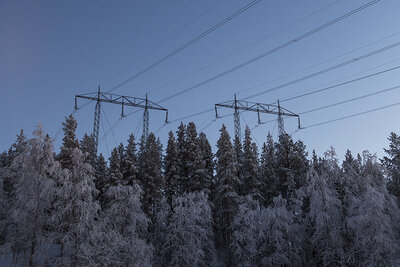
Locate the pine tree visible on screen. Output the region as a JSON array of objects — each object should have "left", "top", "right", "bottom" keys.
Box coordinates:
[
  {"left": 214, "top": 125, "right": 239, "bottom": 264},
  {"left": 7, "top": 126, "right": 60, "bottom": 266},
  {"left": 57, "top": 114, "right": 79, "bottom": 170},
  {"left": 50, "top": 148, "right": 101, "bottom": 266},
  {"left": 241, "top": 126, "right": 261, "bottom": 200},
  {"left": 163, "top": 192, "right": 216, "bottom": 267},
  {"left": 123, "top": 134, "right": 138, "bottom": 185},
  {"left": 164, "top": 131, "right": 180, "bottom": 208}
]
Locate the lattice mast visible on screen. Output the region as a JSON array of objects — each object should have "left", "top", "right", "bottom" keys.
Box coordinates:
[
  {"left": 75, "top": 90, "right": 168, "bottom": 152},
  {"left": 215, "top": 96, "right": 301, "bottom": 137}
]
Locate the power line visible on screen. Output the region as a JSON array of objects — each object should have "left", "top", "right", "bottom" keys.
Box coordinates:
[
  {"left": 147, "top": 0, "right": 341, "bottom": 95},
  {"left": 242, "top": 40, "right": 400, "bottom": 100},
  {"left": 237, "top": 31, "right": 400, "bottom": 96},
  {"left": 156, "top": 0, "right": 381, "bottom": 104},
  {"left": 101, "top": 106, "right": 118, "bottom": 147},
  {"left": 100, "top": 0, "right": 224, "bottom": 87},
  {"left": 281, "top": 64, "right": 400, "bottom": 103},
  {"left": 107, "top": 0, "right": 262, "bottom": 93},
  {"left": 302, "top": 101, "right": 400, "bottom": 130},
  {"left": 299, "top": 84, "right": 400, "bottom": 115}
]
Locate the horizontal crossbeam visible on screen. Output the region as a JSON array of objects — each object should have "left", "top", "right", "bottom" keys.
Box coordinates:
[{"left": 215, "top": 100, "right": 299, "bottom": 117}]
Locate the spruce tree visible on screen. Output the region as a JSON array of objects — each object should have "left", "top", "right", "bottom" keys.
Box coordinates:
[
  {"left": 214, "top": 125, "right": 239, "bottom": 264},
  {"left": 260, "top": 132, "right": 278, "bottom": 206},
  {"left": 80, "top": 133, "right": 97, "bottom": 168},
  {"left": 108, "top": 147, "right": 123, "bottom": 187},
  {"left": 382, "top": 132, "right": 400, "bottom": 199},
  {"left": 123, "top": 134, "right": 138, "bottom": 185},
  {"left": 57, "top": 114, "right": 79, "bottom": 170},
  {"left": 164, "top": 131, "right": 180, "bottom": 208},
  {"left": 241, "top": 126, "right": 261, "bottom": 200},
  {"left": 198, "top": 132, "right": 214, "bottom": 196}
]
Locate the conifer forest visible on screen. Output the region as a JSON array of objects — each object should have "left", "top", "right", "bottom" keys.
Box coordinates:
[{"left": 1, "top": 115, "right": 400, "bottom": 266}]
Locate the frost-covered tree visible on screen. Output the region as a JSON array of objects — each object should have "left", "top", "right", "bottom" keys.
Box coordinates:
[
  {"left": 175, "top": 123, "right": 187, "bottom": 193},
  {"left": 231, "top": 196, "right": 261, "bottom": 266},
  {"left": 164, "top": 131, "right": 180, "bottom": 208},
  {"left": 94, "top": 153, "right": 108, "bottom": 200},
  {"left": 108, "top": 147, "right": 123, "bottom": 187},
  {"left": 241, "top": 126, "right": 261, "bottom": 200},
  {"left": 50, "top": 148, "right": 102, "bottom": 266},
  {"left": 302, "top": 168, "right": 344, "bottom": 266},
  {"left": 7, "top": 126, "right": 60, "bottom": 266},
  {"left": 275, "top": 133, "right": 308, "bottom": 200},
  {"left": 138, "top": 133, "right": 163, "bottom": 219},
  {"left": 258, "top": 195, "right": 301, "bottom": 266},
  {"left": 260, "top": 132, "right": 278, "bottom": 206},
  {"left": 214, "top": 125, "right": 239, "bottom": 264},
  {"left": 382, "top": 132, "right": 400, "bottom": 199},
  {"left": 102, "top": 184, "right": 153, "bottom": 266},
  {"left": 57, "top": 114, "right": 79, "bottom": 170},
  {"left": 80, "top": 133, "right": 97, "bottom": 167},
  {"left": 123, "top": 134, "right": 138, "bottom": 185},
  {"left": 163, "top": 192, "right": 215, "bottom": 267}
]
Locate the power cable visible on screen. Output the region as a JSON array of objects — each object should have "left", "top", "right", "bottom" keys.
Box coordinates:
[
  {"left": 147, "top": 0, "right": 341, "bottom": 95},
  {"left": 156, "top": 0, "right": 381, "bottom": 103},
  {"left": 101, "top": 106, "right": 118, "bottom": 147},
  {"left": 242, "top": 40, "right": 400, "bottom": 100},
  {"left": 100, "top": 0, "right": 224, "bottom": 87},
  {"left": 107, "top": 0, "right": 262, "bottom": 93}
]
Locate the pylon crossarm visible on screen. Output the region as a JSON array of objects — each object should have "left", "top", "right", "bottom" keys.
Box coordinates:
[
  {"left": 215, "top": 101, "right": 298, "bottom": 117},
  {"left": 76, "top": 92, "right": 167, "bottom": 111}
]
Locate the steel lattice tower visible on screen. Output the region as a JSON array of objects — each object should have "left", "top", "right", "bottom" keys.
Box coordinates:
[
  {"left": 215, "top": 96, "right": 300, "bottom": 137},
  {"left": 75, "top": 91, "right": 168, "bottom": 152}
]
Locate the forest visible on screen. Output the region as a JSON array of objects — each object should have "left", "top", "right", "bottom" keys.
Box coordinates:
[{"left": 1, "top": 114, "right": 400, "bottom": 266}]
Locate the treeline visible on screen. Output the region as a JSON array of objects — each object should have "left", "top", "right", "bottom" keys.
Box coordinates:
[{"left": 1, "top": 114, "right": 400, "bottom": 266}]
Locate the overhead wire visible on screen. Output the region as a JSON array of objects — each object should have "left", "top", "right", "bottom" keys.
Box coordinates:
[
  {"left": 237, "top": 30, "right": 400, "bottom": 96},
  {"left": 99, "top": 0, "right": 224, "bottom": 88},
  {"left": 242, "top": 40, "right": 400, "bottom": 100},
  {"left": 156, "top": 0, "right": 382, "bottom": 104},
  {"left": 107, "top": 0, "right": 262, "bottom": 93},
  {"left": 147, "top": 0, "right": 341, "bottom": 95},
  {"left": 301, "top": 101, "right": 400, "bottom": 130},
  {"left": 101, "top": 106, "right": 119, "bottom": 147}
]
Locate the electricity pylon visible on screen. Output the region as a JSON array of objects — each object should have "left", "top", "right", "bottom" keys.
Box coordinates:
[
  {"left": 215, "top": 94, "right": 300, "bottom": 139},
  {"left": 75, "top": 88, "right": 168, "bottom": 152}
]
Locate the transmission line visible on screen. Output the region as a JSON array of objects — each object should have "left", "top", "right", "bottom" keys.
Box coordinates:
[
  {"left": 147, "top": 0, "right": 341, "bottom": 95},
  {"left": 242, "top": 40, "right": 400, "bottom": 100},
  {"left": 100, "top": 0, "right": 224, "bottom": 88},
  {"left": 281, "top": 64, "right": 400, "bottom": 103},
  {"left": 156, "top": 0, "right": 381, "bottom": 104},
  {"left": 302, "top": 101, "right": 400, "bottom": 130},
  {"left": 107, "top": 0, "right": 261, "bottom": 93}
]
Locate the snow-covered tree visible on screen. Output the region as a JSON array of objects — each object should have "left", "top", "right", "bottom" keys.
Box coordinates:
[
  {"left": 138, "top": 133, "right": 163, "bottom": 219},
  {"left": 80, "top": 133, "right": 97, "bottom": 168},
  {"left": 241, "top": 126, "right": 261, "bottom": 200},
  {"left": 382, "top": 132, "right": 400, "bottom": 199},
  {"left": 260, "top": 132, "right": 278, "bottom": 206},
  {"left": 94, "top": 153, "right": 108, "bottom": 201},
  {"left": 123, "top": 134, "right": 138, "bottom": 185},
  {"left": 214, "top": 125, "right": 239, "bottom": 264},
  {"left": 50, "top": 148, "right": 102, "bottom": 266},
  {"left": 7, "top": 126, "right": 60, "bottom": 266},
  {"left": 258, "top": 195, "right": 301, "bottom": 266},
  {"left": 302, "top": 168, "right": 344, "bottom": 266},
  {"left": 108, "top": 147, "right": 123, "bottom": 187},
  {"left": 57, "top": 114, "right": 79, "bottom": 170},
  {"left": 164, "top": 131, "right": 180, "bottom": 208},
  {"left": 102, "top": 183, "right": 153, "bottom": 266},
  {"left": 163, "top": 192, "right": 215, "bottom": 267},
  {"left": 231, "top": 196, "right": 261, "bottom": 266}
]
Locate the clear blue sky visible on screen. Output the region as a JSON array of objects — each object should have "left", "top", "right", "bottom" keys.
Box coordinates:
[{"left": 1, "top": 0, "right": 400, "bottom": 160}]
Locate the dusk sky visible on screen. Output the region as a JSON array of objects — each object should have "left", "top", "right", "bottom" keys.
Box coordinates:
[{"left": 1, "top": 0, "right": 400, "bottom": 160}]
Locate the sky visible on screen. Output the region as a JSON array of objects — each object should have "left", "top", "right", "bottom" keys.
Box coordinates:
[{"left": 1, "top": 0, "right": 400, "bottom": 161}]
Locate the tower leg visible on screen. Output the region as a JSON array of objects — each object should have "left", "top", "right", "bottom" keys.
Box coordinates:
[
  {"left": 93, "top": 100, "right": 101, "bottom": 152},
  {"left": 143, "top": 107, "right": 149, "bottom": 140},
  {"left": 234, "top": 108, "right": 241, "bottom": 143},
  {"left": 277, "top": 100, "right": 285, "bottom": 136}
]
